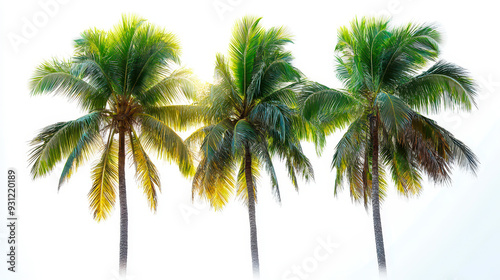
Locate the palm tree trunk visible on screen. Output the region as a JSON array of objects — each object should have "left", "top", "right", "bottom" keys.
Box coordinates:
[
  {"left": 245, "top": 145, "right": 260, "bottom": 279},
  {"left": 118, "top": 128, "right": 128, "bottom": 278},
  {"left": 369, "top": 112, "right": 386, "bottom": 276}
]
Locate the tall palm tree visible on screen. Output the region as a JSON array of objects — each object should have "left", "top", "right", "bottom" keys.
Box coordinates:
[
  {"left": 301, "top": 17, "right": 479, "bottom": 276},
  {"left": 28, "top": 15, "right": 196, "bottom": 277},
  {"left": 188, "top": 16, "right": 315, "bottom": 279}
]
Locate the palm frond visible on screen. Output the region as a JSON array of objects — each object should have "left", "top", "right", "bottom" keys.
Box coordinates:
[
  {"left": 375, "top": 91, "right": 414, "bottom": 135},
  {"left": 396, "top": 60, "right": 477, "bottom": 112},
  {"left": 300, "top": 82, "right": 361, "bottom": 130},
  {"left": 88, "top": 129, "right": 118, "bottom": 221},
  {"left": 232, "top": 119, "right": 258, "bottom": 156},
  {"left": 29, "top": 112, "right": 103, "bottom": 179},
  {"left": 139, "top": 114, "right": 194, "bottom": 177},
  {"left": 136, "top": 68, "right": 195, "bottom": 106},
  {"left": 128, "top": 129, "right": 160, "bottom": 211},
  {"left": 236, "top": 155, "right": 260, "bottom": 205},
  {"left": 143, "top": 105, "right": 203, "bottom": 131},
  {"left": 59, "top": 129, "right": 103, "bottom": 189},
  {"left": 192, "top": 130, "right": 236, "bottom": 210},
  {"left": 228, "top": 16, "right": 263, "bottom": 97},
  {"left": 30, "top": 59, "right": 109, "bottom": 110}
]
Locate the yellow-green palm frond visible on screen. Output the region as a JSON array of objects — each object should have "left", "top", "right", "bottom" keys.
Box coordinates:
[
  {"left": 143, "top": 105, "right": 204, "bottom": 132},
  {"left": 138, "top": 114, "right": 194, "bottom": 177},
  {"left": 129, "top": 129, "right": 160, "bottom": 211},
  {"left": 136, "top": 68, "right": 195, "bottom": 106},
  {"left": 89, "top": 130, "right": 119, "bottom": 221},
  {"left": 192, "top": 156, "right": 235, "bottom": 211},
  {"left": 236, "top": 155, "right": 260, "bottom": 205}
]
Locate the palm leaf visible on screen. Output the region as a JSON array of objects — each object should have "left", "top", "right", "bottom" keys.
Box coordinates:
[
  {"left": 128, "top": 129, "right": 160, "bottom": 211},
  {"left": 29, "top": 111, "right": 103, "bottom": 178},
  {"left": 88, "top": 129, "right": 118, "bottom": 221},
  {"left": 139, "top": 114, "right": 194, "bottom": 176},
  {"left": 396, "top": 60, "right": 477, "bottom": 112}
]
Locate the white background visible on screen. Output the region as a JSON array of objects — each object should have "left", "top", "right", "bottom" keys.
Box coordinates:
[{"left": 1, "top": 0, "right": 499, "bottom": 279}]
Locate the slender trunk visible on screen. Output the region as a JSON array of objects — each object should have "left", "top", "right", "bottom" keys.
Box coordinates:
[
  {"left": 369, "top": 112, "right": 387, "bottom": 277},
  {"left": 118, "top": 128, "right": 129, "bottom": 278},
  {"left": 245, "top": 145, "right": 260, "bottom": 279}
]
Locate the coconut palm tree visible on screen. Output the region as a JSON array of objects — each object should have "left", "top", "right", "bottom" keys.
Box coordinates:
[
  {"left": 28, "top": 15, "right": 196, "bottom": 277},
  {"left": 187, "top": 16, "right": 315, "bottom": 279},
  {"left": 301, "top": 17, "right": 478, "bottom": 276}
]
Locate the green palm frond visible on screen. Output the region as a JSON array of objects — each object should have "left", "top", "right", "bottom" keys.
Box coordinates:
[
  {"left": 300, "top": 82, "right": 361, "bottom": 130},
  {"left": 377, "top": 22, "right": 441, "bottom": 91},
  {"left": 375, "top": 91, "right": 414, "bottom": 135},
  {"left": 332, "top": 116, "right": 368, "bottom": 195},
  {"left": 229, "top": 16, "right": 263, "bottom": 97},
  {"left": 200, "top": 118, "right": 234, "bottom": 160},
  {"left": 29, "top": 112, "right": 103, "bottom": 179},
  {"left": 232, "top": 119, "right": 259, "bottom": 156},
  {"left": 247, "top": 102, "right": 289, "bottom": 141},
  {"left": 253, "top": 143, "right": 280, "bottom": 202},
  {"left": 214, "top": 53, "right": 243, "bottom": 111},
  {"left": 184, "top": 125, "right": 215, "bottom": 156},
  {"left": 396, "top": 60, "right": 477, "bottom": 112},
  {"left": 59, "top": 129, "right": 103, "bottom": 189},
  {"left": 30, "top": 59, "right": 110, "bottom": 110}
]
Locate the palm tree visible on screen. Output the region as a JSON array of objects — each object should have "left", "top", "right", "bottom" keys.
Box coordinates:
[
  {"left": 187, "top": 16, "right": 315, "bottom": 279},
  {"left": 28, "top": 15, "right": 196, "bottom": 277},
  {"left": 301, "top": 17, "right": 479, "bottom": 276}
]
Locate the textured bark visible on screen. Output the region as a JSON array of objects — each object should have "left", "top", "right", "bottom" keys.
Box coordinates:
[
  {"left": 118, "top": 128, "right": 129, "bottom": 278},
  {"left": 245, "top": 145, "right": 260, "bottom": 279},
  {"left": 369, "top": 113, "right": 387, "bottom": 276}
]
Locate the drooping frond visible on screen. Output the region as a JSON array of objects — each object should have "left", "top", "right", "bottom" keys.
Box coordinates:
[
  {"left": 129, "top": 129, "right": 160, "bottom": 211},
  {"left": 29, "top": 112, "right": 103, "bottom": 179},
  {"left": 300, "top": 82, "right": 361, "bottom": 132},
  {"left": 89, "top": 130, "right": 118, "bottom": 221},
  {"left": 232, "top": 119, "right": 259, "bottom": 156},
  {"left": 139, "top": 114, "right": 194, "bottom": 177},
  {"left": 375, "top": 91, "right": 415, "bottom": 135},
  {"left": 253, "top": 142, "right": 280, "bottom": 202},
  {"left": 236, "top": 154, "right": 260, "bottom": 205},
  {"left": 332, "top": 116, "right": 368, "bottom": 195},
  {"left": 396, "top": 60, "right": 477, "bottom": 113},
  {"left": 405, "top": 113, "right": 479, "bottom": 178},
  {"left": 59, "top": 129, "right": 103, "bottom": 189},
  {"left": 380, "top": 135, "right": 423, "bottom": 196},
  {"left": 192, "top": 127, "right": 236, "bottom": 210}
]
